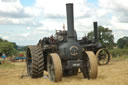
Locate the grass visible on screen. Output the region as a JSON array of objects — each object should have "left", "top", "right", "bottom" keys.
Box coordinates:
[
  {"left": 0, "top": 63, "right": 15, "bottom": 69},
  {"left": 111, "top": 56, "right": 128, "bottom": 62},
  {"left": 110, "top": 48, "right": 128, "bottom": 57},
  {"left": 123, "top": 56, "right": 128, "bottom": 59},
  {"left": 0, "top": 58, "right": 128, "bottom": 85}
]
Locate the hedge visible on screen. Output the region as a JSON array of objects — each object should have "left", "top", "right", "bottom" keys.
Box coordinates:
[{"left": 109, "top": 48, "right": 128, "bottom": 57}]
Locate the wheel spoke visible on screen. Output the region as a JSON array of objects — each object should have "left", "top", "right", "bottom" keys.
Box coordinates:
[
  {"left": 96, "top": 48, "right": 111, "bottom": 65},
  {"left": 47, "top": 53, "right": 62, "bottom": 82},
  {"left": 82, "top": 51, "right": 98, "bottom": 79}
]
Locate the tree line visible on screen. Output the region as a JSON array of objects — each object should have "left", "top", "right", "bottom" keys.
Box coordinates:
[{"left": 0, "top": 38, "right": 26, "bottom": 56}]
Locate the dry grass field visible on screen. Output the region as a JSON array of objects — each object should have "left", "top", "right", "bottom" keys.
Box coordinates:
[{"left": 0, "top": 58, "right": 128, "bottom": 85}]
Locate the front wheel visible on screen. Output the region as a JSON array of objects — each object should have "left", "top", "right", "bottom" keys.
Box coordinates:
[
  {"left": 81, "top": 51, "right": 98, "bottom": 79},
  {"left": 47, "top": 53, "right": 62, "bottom": 82}
]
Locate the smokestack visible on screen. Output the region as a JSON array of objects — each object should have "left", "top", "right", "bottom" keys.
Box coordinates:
[
  {"left": 66, "top": 3, "right": 75, "bottom": 40},
  {"left": 93, "top": 22, "right": 98, "bottom": 43}
]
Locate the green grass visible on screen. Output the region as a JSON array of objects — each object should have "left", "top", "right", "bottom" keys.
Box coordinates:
[
  {"left": 110, "top": 48, "right": 128, "bottom": 57},
  {"left": 111, "top": 56, "right": 128, "bottom": 62},
  {"left": 0, "top": 63, "right": 15, "bottom": 69}
]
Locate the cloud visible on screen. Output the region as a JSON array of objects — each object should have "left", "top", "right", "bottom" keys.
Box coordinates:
[
  {"left": 26, "top": 26, "right": 31, "bottom": 30},
  {"left": 20, "top": 32, "right": 30, "bottom": 37},
  {"left": 99, "top": 0, "right": 128, "bottom": 24},
  {"left": 0, "top": 9, "right": 31, "bottom": 18},
  {"left": 113, "top": 30, "right": 128, "bottom": 42},
  {"left": 35, "top": 0, "right": 89, "bottom": 18},
  {"left": 96, "top": 0, "right": 128, "bottom": 43},
  {"left": 0, "top": 17, "right": 43, "bottom": 27},
  {"left": 0, "top": 0, "right": 128, "bottom": 45},
  {"left": 2, "top": 36, "right": 9, "bottom": 40},
  {"left": 45, "top": 14, "right": 65, "bottom": 19},
  {"left": 0, "top": 0, "right": 42, "bottom": 26},
  {"left": 0, "top": 0, "right": 42, "bottom": 18}
]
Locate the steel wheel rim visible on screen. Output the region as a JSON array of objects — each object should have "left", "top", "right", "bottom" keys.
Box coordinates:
[
  {"left": 83, "top": 51, "right": 98, "bottom": 79},
  {"left": 26, "top": 49, "right": 32, "bottom": 76},
  {"left": 48, "top": 56, "right": 55, "bottom": 81},
  {"left": 47, "top": 53, "right": 62, "bottom": 82},
  {"left": 87, "top": 57, "right": 91, "bottom": 78},
  {"left": 98, "top": 49, "right": 109, "bottom": 65}
]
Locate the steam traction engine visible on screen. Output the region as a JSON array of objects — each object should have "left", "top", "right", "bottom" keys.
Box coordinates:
[
  {"left": 79, "top": 22, "right": 111, "bottom": 65},
  {"left": 26, "top": 3, "right": 98, "bottom": 82}
]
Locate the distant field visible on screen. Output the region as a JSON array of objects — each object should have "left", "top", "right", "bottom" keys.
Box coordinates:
[{"left": 0, "top": 58, "right": 128, "bottom": 85}]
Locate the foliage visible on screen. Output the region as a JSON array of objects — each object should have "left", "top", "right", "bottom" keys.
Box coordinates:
[
  {"left": 117, "top": 36, "right": 128, "bottom": 49},
  {"left": 0, "top": 38, "right": 8, "bottom": 42},
  {"left": 87, "top": 26, "right": 115, "bottom": 49},
  {"left": 17, "top": 46, "right": 27, "bottom": 51},
  {"left": 0, "top": 38, "right": 18, "bottom": 56},
  {"left": 110, "top": 48, "right": 128, "bottom": 57},
  {"left": 12, "top": 42, "right": 17, "bottom": 49},
  {"left": 0, "top": 63, "right": 15, "bottom": 69},
  {"left": 0, "top": 42, "right": 18, "bottom": 56}
]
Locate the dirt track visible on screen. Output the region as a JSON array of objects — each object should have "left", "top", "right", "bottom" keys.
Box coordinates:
[{"left": 0, "top": 59, "right": 128, "bottom": 85}]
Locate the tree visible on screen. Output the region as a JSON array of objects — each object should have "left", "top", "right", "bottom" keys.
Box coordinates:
[
  {"left": 87, "top": 26, "right": 115, "bottom": 49},
  {"left": 0, "top": 42, "right": 18, "bottom": 56},
  {"left": 0, "top": 38, "right": 8, "bottom": 42},
  {"left": 0, "top": 38, "right": 3, "bottom": 42},
  {"left": 117, "top": 36, "right": 128, "bottom": 48},
  {"left": 11, "top": 42, "right": 18, "bottom": 49},
  {"left": 0, "top": 37, "right": 18, "bottom": 56}
]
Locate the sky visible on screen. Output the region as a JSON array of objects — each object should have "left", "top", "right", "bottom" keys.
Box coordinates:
[{"left": 0, "top": 0, "right": 128, "bottom": 45}]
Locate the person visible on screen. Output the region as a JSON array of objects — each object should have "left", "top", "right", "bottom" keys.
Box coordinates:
[
  {"left": 63, "top": 24, "right": 65, "bottom": 31},
  {"left": 50, "top": 34, "right": 55, "bottom": 43},
  {"left": 1, "top": 53, "right": 6, "bottom": 60}
]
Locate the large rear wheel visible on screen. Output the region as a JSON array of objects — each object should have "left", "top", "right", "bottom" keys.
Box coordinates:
[
  {"left": 47, "top": 53, "right": 62, "bottom": 82},
  {"left": 82, "top": 51, "right": 98, "bottom": 79},
  {"left": 26, "top": 45, "right": 44, "bottom": 78}
]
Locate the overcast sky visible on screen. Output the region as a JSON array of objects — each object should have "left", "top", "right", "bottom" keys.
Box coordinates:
[{"left": 0, "top": 0, "right": 128, "bottom": 45}]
